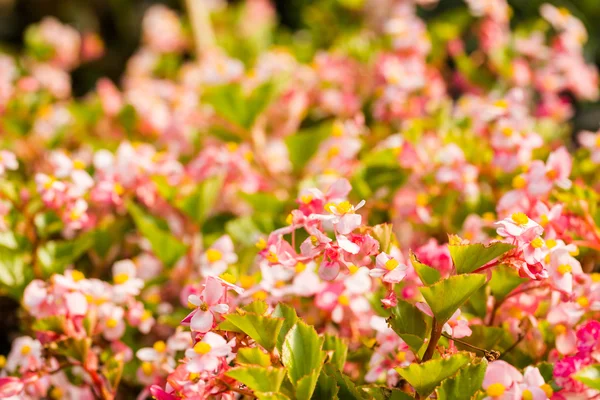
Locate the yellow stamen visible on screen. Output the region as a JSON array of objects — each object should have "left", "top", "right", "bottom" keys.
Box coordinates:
[
  {"left": 557, "top": 264, "right": 572, "bottom": 275},
  {"left": 256, "top": 238, "right": 267, "bottom": 250},
  {"left": 0, "top": 355, "right": 5, "bottom": 369},
  {"left": 486, "top": 383, "right": 506, "bottom": 398},
  {"left": 193, "top": 342, "right": 211, "bottom": 355},
  {"left": 113, "top": 273, "right": 129, "bottom": 285},
  {"left": 540, "top": 384, "right": 554, "bottom": 398},
  {"left": 50, "top": 387, "right": 63, "bottom": 400},
  {"left": 576, "top": 296, "right": 589, "bottom": 308},
  {"left": 539, "top": 214, "right": 549, "bottom": 227},
  {"left": 73, "top": 160, "right": 85, "bottom": 170},
  {"left": 240, "top": 275, "right": 256, "bottom": 289},
  {"left": 384, "top": 258, "right": 399, "bottom": 271},
  {"left": 511, "top": 212, "right": 529, "bottom": 226},
  {"left": 220, "top": 272, "right": 236, "bottom": 284},
  {"left": 205, "top": 249, "right": 222, "bottom": 263},
  {"left": 396, "top": 351, "right": 406, "bottom": 362},
  {"left": 226, "top": 142, "right": 238, "bottom": 152},
  {"left": 512, "top": 175, "right": 526, "bottom": 189},
  {"left": 153, "top": 341, "right": 166, "bottom": 353},
  {"left": 295, "top": 262, "right": 306, "bottom": 273},
  {"left": 416, "top": 193, "right": 428, "bottom": 207},
  {"left": 266, "top": 251, "right": 279, "bottom": 264},
  {"left": 522, "top": 389, "right": 533, "bottom": 400},
  {"left": 554, "top": 324, "right": 567, "bottom": 335},
  {"left": 530, "top": 237, "right": 544, "bottom": 249},
  {"left": 493, "top": 99, "right": 508, "bottom": 109},
  {"left": 501, "top": 127, "right": 513, "bottom": 137},
  {"left": 286, "top": 213, "right": 293, "bottom": 225},
  {"left": 546, "top": 239, "right": 557, "bottom": 249},
  {"left": 546, "top": 169, "right": 558, "bottom": 180},
  {"left": 252, "top": 290, "right": 267, "bottom": 301},
  {"left": 348, "top": 264, "right": 359, "bottom": 275},
  {"left": 141, "top": 310, "right": 152, "bottom": 321},
  {"left": 338, "top": 295, "right": 350, "bottom": 306},
  {"left": 20, "top": 345, "right": 31, "bottom": 355},
  {"left": 114, "top": 182, "right": 124, "bottom": 195},
  {"left": 71, "top": 270, "right": 85, "bottom": 282},
  {"left": 141, "top": 361, "right": 154, "bottom": 376},
  {"left": 106, "top": 318, "right": 118, "bottom": 329},
  {"left": 336, "top": 201, "right": 353, "bottom": 214}
]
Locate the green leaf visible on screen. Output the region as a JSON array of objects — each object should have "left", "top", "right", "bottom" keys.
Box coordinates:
[
  {"left": 387, "top": 300, "right": 429, "bottom": 353},
  {"left": 359, "top": 386, "right": 414, "bottom": 400},
  {"left": 282, "top": 321, "right": 325, "bottom": 385},
  {"left": 127, "top": 202, "right": 188, "bottom": 268},
  {"left": 37, "top": 231, "right": 95, "bottom": 277},
  {"left": 419, "top": 274, "right": 487, "bottom": 324},
  {"left": 574, "top": 364, "right": 600, "bottom": 390},
  {"left": 396, "top": 352, "right": 471, "bottom": 397},
  {"left": 410, "top": 252, "right": 441, "bottom": 285},
  {"left": 176, "top": 176, "right": 224, "bottom": 225},
  {"left": 224, "top": 313, "right": 283, "bottom": 351},
  {"left": 237, "top": 347, "right": 271, "bottom": 367},
  {"left": 324, "top": 364, "right": 366, "bottom": 400},
  {"left": 242, "top": 300, "right": 269, "bottom": 315},
  {"left": 32, "top": 315, "right": 66, "bottom": 334},
  {"left": 449, "top": 242, "right": 514, "bottom": 274},
  {"left": 296, "top": 371, "right": 320, "bottom": 400},
  {"left": 489, "top": 265, "right": 526, "bottom": 300},
  {"left": 272, "top": 303, "right": 299, "bottom": 352},
  {"left": 312, "top": 369, "right": 339, "bottom": 400},
  {"left": 437, "top": 358, "right": 487, "bottom": 400},
  {"left": 323, "top": 334, "right": 348, "bottom": 370},
  {"left": 285, "top": 123, "right": 330, "bottom": 172},
  {"left": 227, "top": 366, "right": 286, "bottom": 393},
  {"left": 256, "top": 393, "right": 291, "bottom": 400},
  {"left": 0, "top": 248, "right": 30, "bottom": 298}
]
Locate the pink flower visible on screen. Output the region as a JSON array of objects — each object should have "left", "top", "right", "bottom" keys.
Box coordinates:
[
  {"left": 5, "top": 337, "right": 42, "bottom": 372},
  {"left": 182, "top": 277, "right": 229, "bottom": 333},
  {"left": 0, "top": 377, "right": 24, "bottom": 397},
  {"left": 579, "top": 129, "right": 600, "bottom": 163},
  {"left": 371, "top": 252, "right": 408, "bottom": 283},
  {"left": 99, "top": 303, "right": 126, "bottom": 341},
  {"left": 112, "top": 259, "right": 144, "bottom": 302},
  {"left": 184, "top": 332, "right": 234, "bottom": 373},
  {"left": 495, "top": 212, "right": 543, "bottom": 242},
  {"left": 0, "top": 151, "right": 18, "bottom": 176},
  {"left": 482, "top": 360, "right": 523, "bottom": 400},
  {"left": 200, "top": 235, "right": 238, "bottom": 277}
]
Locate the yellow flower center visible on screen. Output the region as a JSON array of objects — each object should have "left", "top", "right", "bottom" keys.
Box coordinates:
[
  {"left": 539, "top": 214, "right": 549, "bottom": 227},
  {"left": 501, "top": 127, "right": 513, "bottom": 137},
  {"left": 595, "top": 135, "right": 600, "bottom": 148},
  {"left": 141, "top": 310, "right": 152, "bottom": 321},
  {"left": 266, "top": 251, "right": 279, "bottom": 264},
  {"left": 336, "top": 201, "right": 353, "bottom": 214},
  {"left": 50, "top": 387, "right": 63, "bottom": 400},
  {"left": 106, "top": 318, "right": 119, "bottom": 329},
  {"left": 0, "top": 355, "right": 6, "bottom": 369},
  {"left": 153, "top": 341, "right": 167, "bottom": 353},
  {"left": 592, "top": 273, "right": 600, "bottom": 282},
  {"left": 522, "top": 389, "right": 533, "bottom": 400},
  {"left": 43, "top": 175, "right": 56, "bottom": 190},
  {"left": 146, "top": 293, "right": 161, "bottom": 304},
  {"left": 256, "top": 238, "right": 267, "bottom": 250},
  {"left": 540, "top": 384, "right": 553, "bottom": 398},
  {"left": 189, "top": 372, "right": 200, "bottom": 380},
  {"left": 205, "top": 249, "right": 222, "bottom": 263},
  {"left": 226, "top": 142, "right": 238, "bottom": 152},
  {"left": 557, "top": 264, "right": 572, "bottom": 275},
  {"left": 396, "top": 351, "right": 406, "bottom": 362},
  {"left": 275, "top": 280, "right": 286, "bottom": 288},
  {"left": 310, "top": 235, "right": 319, "bottom": 246},
  {"left": 240, "top": 275, "right": 256, "bottom": 289},
  {"left": 252, "top": 290, "right": 268, "bottom": 301},
  {"left": 220, "top": 272, "right": 236, "bottom": 284},
  {"left": 295, "top": 262, "right": 307, "bottom": 273},
  {"left": 530, "top": 237, "right": 544, "bottom": 249},
  {"left": 286, "top": 213, "right": 293, "bottom": 225},
  {"left": 416, "top": 193, "right": 428, "bottom": 207},
  {"left": 512, "top": 175, "right": 526, "bottom": 189},
  {"left": 114, "top": 182, "right": 124, "bottom": 195},
  {"left": 384, "top": 258, "right": 399, "bottom": 271},
  {"left": 576, "top": 296, "right": 589, "bottom": 308},
  {"left": 141, "top": 362, "right": 154, "bottom": 376},
  {"left": 332, "top": 123, "right": 344, "bottom": 137},
  {"left": 348, "top": 264, "right": 359, "bottom": 275},
  {"left": 71, "top": 270, "right": 85, "bottom": 282},
  {"left": 545, "top": 239, "right": 556, "bottom": 249},
  {"left": 338, "top": 294, "right": 350, "bottom": 306},
  {"left": 494, "top": 99, "right": 508, "bottom": 109},
  {"left": 300, "top": 195, "right": 313, "bottom": 204},
  {"left": 570, "top": 247, "right": 579, "bottom": 256},
  {"left": 511, "top": 212, "right": 529, "bottom": 226},
  {"left": 327, "top": 147, "right": 340, "bottom": 159},
  {"left": 193, "top": 342, "right": 212, "bottom": 355},
  {"left": 483, "top": 212, "right": 495, "bottom": 222},
  {"left": 558, "top": 7, "right": 570, "bottom": 16},
  {"left": 113, "top": 273, "right": 129, "bottom": 285},
  {"left": 73, "top": 160, "right": 85, "bottom": 170},
  {"left": 486, "top": 383, "right": 506, "bottom": 398},
  {"left": 554, "top": 324, "right": 567, "bottom": 335},
  {"left": 20, "top": 345, "right": 31, "bottom": 355},
  {"left": 546, "top": 169, "right": 558, "bottom": 180}
]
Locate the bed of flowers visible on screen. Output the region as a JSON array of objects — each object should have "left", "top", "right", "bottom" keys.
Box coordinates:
[{"left": 0, "top": 0, "right": 599, "bottom": 399}]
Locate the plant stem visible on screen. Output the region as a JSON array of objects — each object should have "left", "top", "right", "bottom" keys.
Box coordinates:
[
  {"left": 185, "top": 0, "right": 215, "bottom": 56},
  {"left": 422, "top": 318, "right": 443, "bottom": 363}
]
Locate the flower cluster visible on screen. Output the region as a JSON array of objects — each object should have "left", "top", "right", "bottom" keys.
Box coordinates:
[{"left": 0, "top": 0, "right": 599, "bottom": 399}]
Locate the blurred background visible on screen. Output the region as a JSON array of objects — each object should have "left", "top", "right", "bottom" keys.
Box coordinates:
[{"left": 1, "top": 0, "right": 600, "bottom": 128}]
